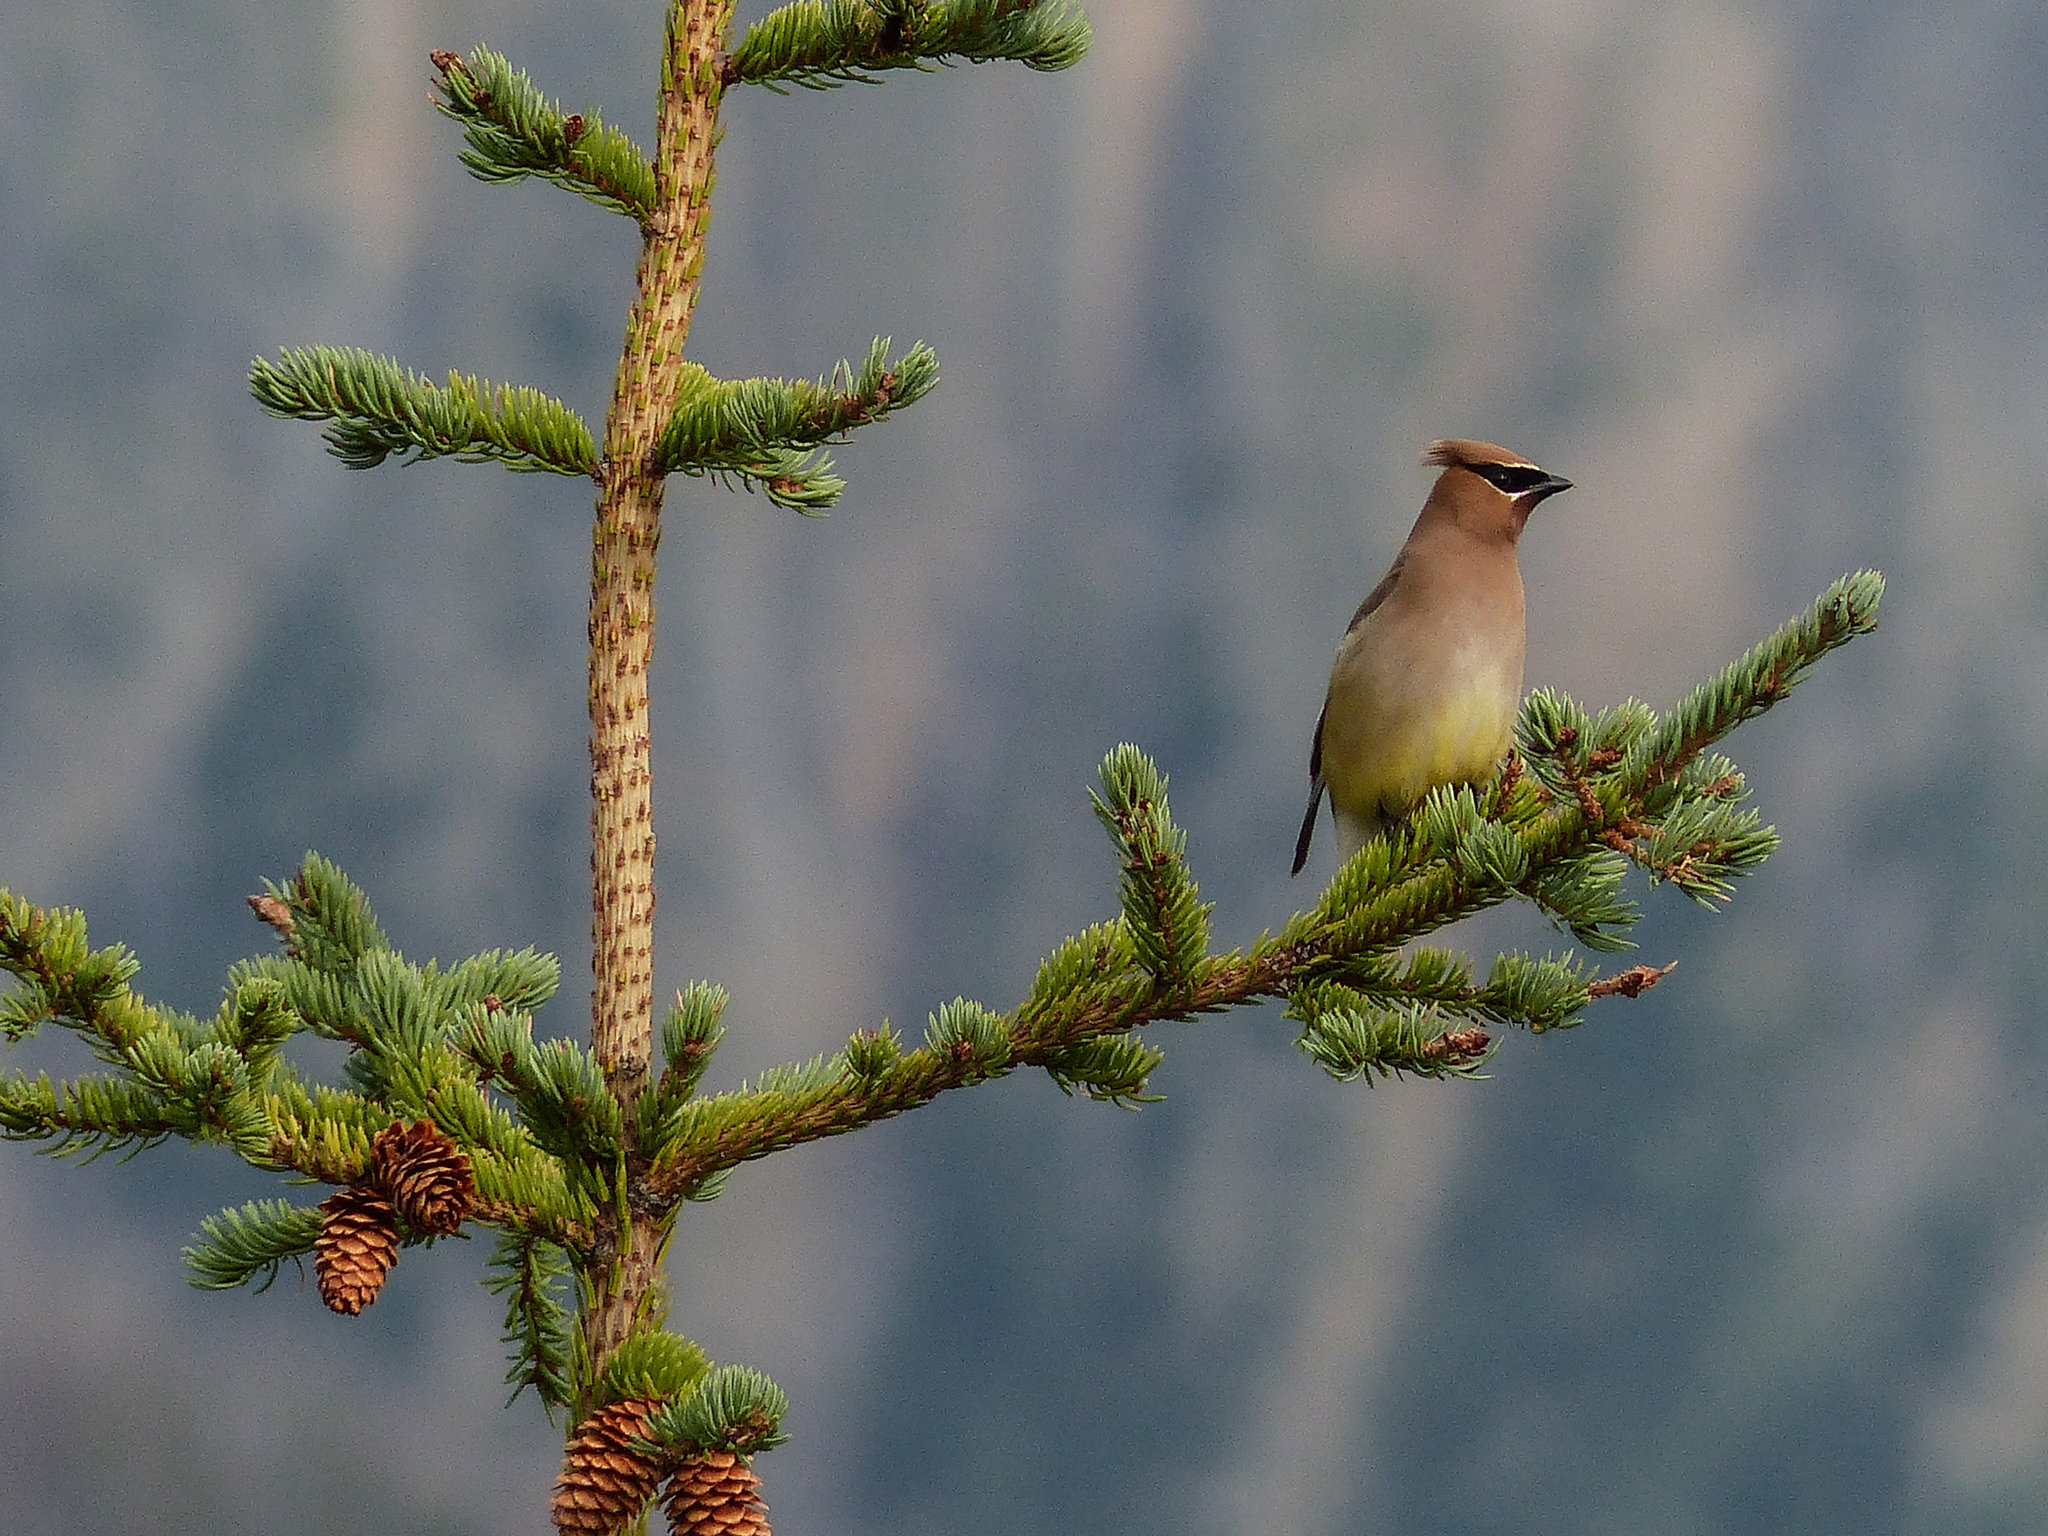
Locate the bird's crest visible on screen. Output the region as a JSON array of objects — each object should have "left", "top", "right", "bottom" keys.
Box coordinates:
[{"left": 1425, "top": 438, "right": 1528, "bottom": 471}]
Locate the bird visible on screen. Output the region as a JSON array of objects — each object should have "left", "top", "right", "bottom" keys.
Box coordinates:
[{"left": 1291, "top": 438, "right": 1572, "bottom": 876}]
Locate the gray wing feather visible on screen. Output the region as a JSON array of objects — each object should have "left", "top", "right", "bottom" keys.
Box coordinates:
[{"left": 1291, "top": 554, "right": 1404, "bottom": 876}]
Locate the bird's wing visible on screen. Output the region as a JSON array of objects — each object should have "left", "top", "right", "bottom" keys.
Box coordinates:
[
  {"left": 1314, "top": 552, "right": 1406, "bottom": 785},
  {"left": 1293, "top": 553, "right": 1404, "bottom": 876},
  {"left": 1341, "top": 551, "right": 1405, "bottom": 640}
]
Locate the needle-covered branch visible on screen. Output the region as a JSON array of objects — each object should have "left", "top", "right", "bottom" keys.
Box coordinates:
[
  {"left": 484, "top": 1233, "right": 577, "bottom": 1414},
  {"left": 650, "top": 339, "right": 939, "bottom": 511},
  {"left": 250, "top": 346, "right": 598, "bottom": 475},
  {"left": 634, "top": 571, "right": 1883, "bottom": 1201},
  {"left": 2, "top": 854, "right": 599, "bottom": 1305},
  {"left": 727, "top": 0, "right": 1091, "bottom": 92},
  {"left": 645, "top": 1365, "right": 792, "bottom": 1454},
  {"left": 184, "top": 1199, "right": 328, "bottom": 1291},
  {"left": 0, "top": 892, "right": 159, "bottom": 1053},
  {"left": 0, "top": 1071, "right": 180, "bottom": 1159},
  {"left": 1090, "top": 745, "right": 1213, "bottom": 986},
  {"left": 430, "top": 47, "right": 657, "bottom": 224}
]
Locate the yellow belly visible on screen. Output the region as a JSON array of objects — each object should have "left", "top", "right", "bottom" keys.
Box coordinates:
[{"left": 1320, "top": 647, "right": 1519, "bottom": 827}]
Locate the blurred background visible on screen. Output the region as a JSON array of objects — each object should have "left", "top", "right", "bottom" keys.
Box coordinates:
[{"left": 0, "top": 0, "right": 2039, "bottom": 1531}]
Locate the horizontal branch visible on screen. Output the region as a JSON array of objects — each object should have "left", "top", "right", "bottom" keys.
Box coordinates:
[
  {"left": 250, "top": 346, "right": 598, "bottom": 475},
  {"left": 0, "top": 1071, "right": 179, "bottom": 1159},
  {"left": 650, "top": 338, "right": 938, "bottom": 510},
  {"left": 634, "top": 819, "right": 1657, "bottom": 1196},
  {"left": 640, "top": 572, "right": 1884, "bottom": 1202},
  {"left": 184, "top": 1199, "right": 325, "bottom": 1291},
  {"left": 727, "top": 0, "right": 1090, "bottom": 92},
  {"left": 263, "top": 1092, "right": 589, "bottom": 1246},
  {"left": 3, "top": 854, "right": 596, "bottom": 1256},
  {"left": 0, "top": 890, "right": 172, "bottom": 1062},
  {"left": 640, "top": 920, "right": 1519, "bottom": 1201},
  {"left": 430, "top": 47, "right": 656, "bottom": 225}
]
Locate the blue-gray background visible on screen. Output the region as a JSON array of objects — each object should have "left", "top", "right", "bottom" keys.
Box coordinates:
[{"left": 1, "top": 1, "right": 2039, "bottom": 1531}]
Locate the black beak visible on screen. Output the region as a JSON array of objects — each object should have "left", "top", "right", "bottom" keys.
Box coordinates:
[{"left": 1524, "top": 474, "right": 1573, "bottom": 507}]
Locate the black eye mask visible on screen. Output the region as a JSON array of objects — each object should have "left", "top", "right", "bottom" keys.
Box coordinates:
[{"left": 1473, "top": 463, "right": 1550, "bottom": 495}]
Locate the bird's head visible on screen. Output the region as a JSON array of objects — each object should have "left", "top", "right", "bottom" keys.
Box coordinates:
[{"left": 1423, "top": 438, "right": 1572, "bottom": 540}]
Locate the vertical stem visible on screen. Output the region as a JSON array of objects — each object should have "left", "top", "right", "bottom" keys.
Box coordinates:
[
  {"left": 589, "top": 0, "right": 728, "bottom": 1095},
  {"left": 583, "top": 0, "right": 730, "bottom": 1375}
]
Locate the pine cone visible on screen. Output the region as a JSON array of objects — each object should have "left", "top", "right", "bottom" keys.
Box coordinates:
[
  {"left": 371, "top": 1118, "right": 476, "bottom": 1236},
  {"left": 662, "top": 1450, "right": 769, "bottom": 1536},
  {"left": 553, "top": 1397, "right": 666, "bottom": 1536},
  {"left": 315, "top": 1186, "right": 400, "bottom": 1315}
]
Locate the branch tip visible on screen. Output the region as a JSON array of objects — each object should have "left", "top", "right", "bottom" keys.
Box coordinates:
[{"left": 1589, "top": 962, "right": 1675, "bottom": 1000}]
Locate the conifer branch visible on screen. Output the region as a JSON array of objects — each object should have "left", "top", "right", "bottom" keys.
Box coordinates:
[
  {"left": 649, "top": 339, "right": 939, "bottom": 511},
  {"left": 637, "top": 573, "right": 1883, "bottom": 1200},
  {"left": 3, "top": 853, "right": 602, "bottom": 1268},
  {"left": 0, "top": 1072, "right": 179, "bottom": 1159},
  {"left": 247, "top": 851, "right": 391, "bottom": 972},
  {"left": 655, "top": 983, "right": 729, "bottom": 1111},
  {"left": 1587, "top": 961, "right": 1675, "bottom": 999},
  {"left": 1040, "top": 1031, "right": 1165, "bottom": 1107},
  {"left": 1090, "top": 744, "right": 1213, "bottom": 986},
  {"left": 184, "top": 1199, "right": 327, "bottom": 1291},
  {"left": 601, "top": 1328, "right": 712, "bottom": 1406},
  {"left": 486, "top": 1233, "right": 577, "bottom": 1412},
  {"left": 9, "top": 524, "right": 1868, "bottom": 1255},
  {"left": 249, "top": 346, "right": 598, "bottom": 475},
  {"left": 262, "top": 1078, "right": 393, "bottom": 1181},
  {"left": 727, "top": 0, "right": 1091, "bottom": 92},
  {"left": 1291, "top": 992, "right": 1495, "bottom": 1084},
  {"left": 646, "top": 1364, "right": 791, "bottom": 1454},
  {"left": 1640, "top": 569, "right": 1883, "bottom": 783},
  {"left": 0, "top": 891, "right": 158, "bottom": 1051},
  {"left": 430, "top": 47, "right": 657, "bottom": 224}
]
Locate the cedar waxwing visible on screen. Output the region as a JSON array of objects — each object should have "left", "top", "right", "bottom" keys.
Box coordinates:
[{"left": 1291, "top": 438, "right": 1572, "bottom": 875}]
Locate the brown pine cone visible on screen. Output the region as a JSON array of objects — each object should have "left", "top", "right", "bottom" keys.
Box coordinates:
[
  {"left": 552, "top": 1397, "right": 666, "bottom": 1536},
  {"left": 371, "top": 1118, "right": 476, "bottom": 1236},
  {"left": 315, "top": 1186, "right": 400, "bottom": 1315},
  {"left": 662, "top": 1449, "right": 769, "bottom": 1536}
]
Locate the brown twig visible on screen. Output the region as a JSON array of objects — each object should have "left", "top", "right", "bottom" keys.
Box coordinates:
[{"left": 1589, "top": 962, "right": 1675, "bottom": 1000}]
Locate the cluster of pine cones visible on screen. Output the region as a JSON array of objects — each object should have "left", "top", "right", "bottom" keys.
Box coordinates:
[
  {"left": 554, "top": 1398, "right": 769, "bottom": 1536},
  {"left": 313, "top": 1118, "right": 476, "bottom": 1315}
]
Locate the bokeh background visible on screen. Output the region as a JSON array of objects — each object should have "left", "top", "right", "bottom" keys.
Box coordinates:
[{"left": 0, "top": 0, "right": 2040, "bottom": 1531}]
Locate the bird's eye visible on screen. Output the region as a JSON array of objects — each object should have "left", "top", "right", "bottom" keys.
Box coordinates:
[{"left": 1476, "top": 464, "right": 1549, "bottom": 495}]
